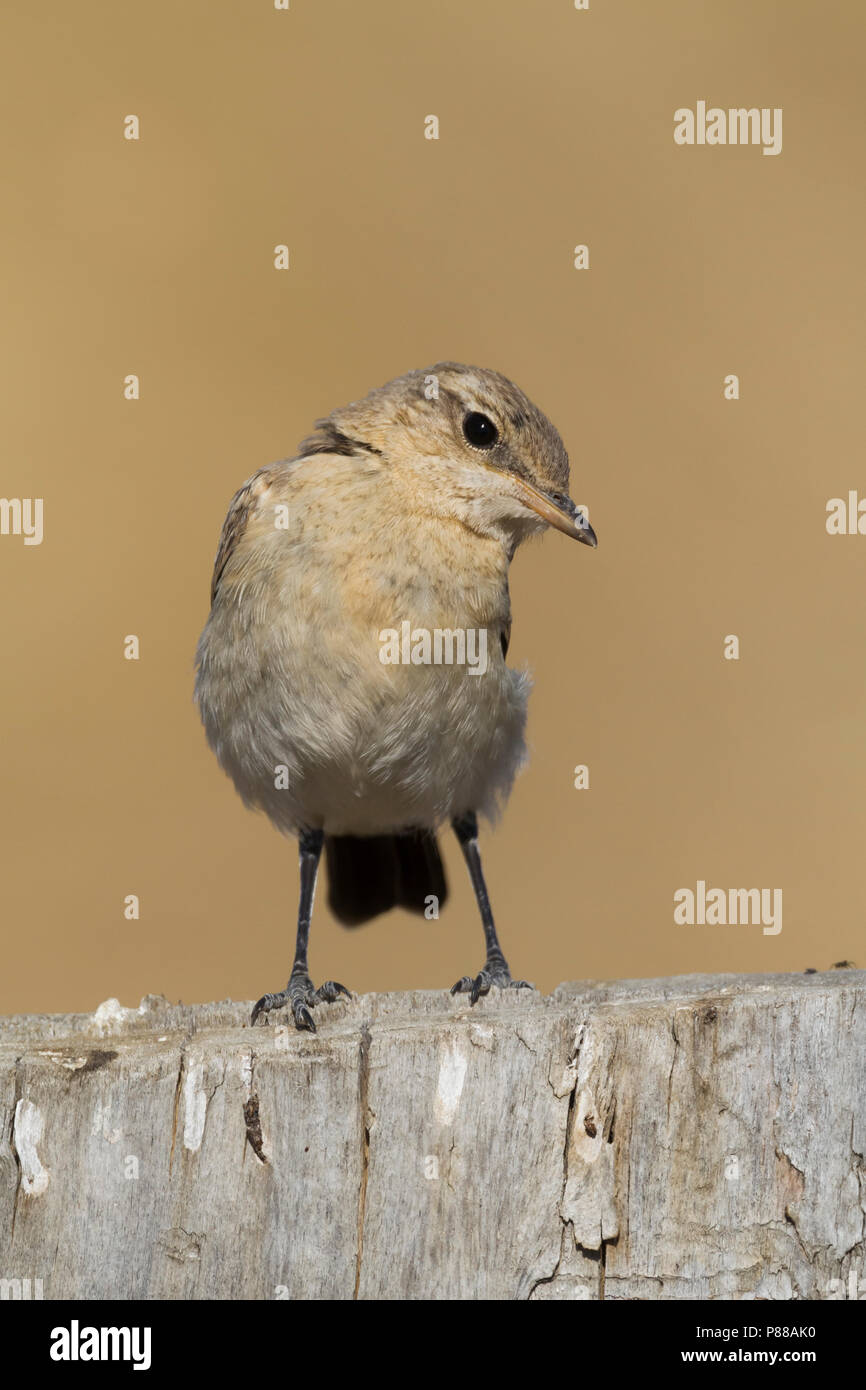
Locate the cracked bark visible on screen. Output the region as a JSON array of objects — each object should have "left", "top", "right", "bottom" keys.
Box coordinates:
[
  {"left": 0, "top": 970, "right": 862, "bottom": 1300},
  {"left": 3, "top": 1057, "right": 23, "bottom": 1247},
  {"left": 167, "top": 1045, "right": 186, "bottom": 1177},
  {"left": 353, "top": 1023, "right": 372, "bottom": 1300}
]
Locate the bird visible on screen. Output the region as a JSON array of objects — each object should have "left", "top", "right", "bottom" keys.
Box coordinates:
[{"left": 194, "top": 363, "right": 596, "bottom": 1031}]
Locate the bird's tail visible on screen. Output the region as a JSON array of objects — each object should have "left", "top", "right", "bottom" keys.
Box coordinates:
[{"left": 324, "top": 830, "right": 448, "bottom": 926}]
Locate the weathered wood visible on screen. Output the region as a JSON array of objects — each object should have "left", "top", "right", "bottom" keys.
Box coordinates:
[{"left": 0, "top": 972, "right": 863, "bottom": 1300}]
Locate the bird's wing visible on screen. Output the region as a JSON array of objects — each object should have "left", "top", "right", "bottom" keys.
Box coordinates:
[{"left": 209, "top": 462, "right": 286, "bottom": 604}]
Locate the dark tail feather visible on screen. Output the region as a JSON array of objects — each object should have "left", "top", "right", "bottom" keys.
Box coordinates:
[{"left": 324, "top": 830, "right": 448, "bottom": 926}]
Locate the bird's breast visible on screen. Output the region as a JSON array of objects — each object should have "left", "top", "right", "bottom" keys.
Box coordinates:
[{"left": 195, "top": 458, "right": 529, "bottom": 831}]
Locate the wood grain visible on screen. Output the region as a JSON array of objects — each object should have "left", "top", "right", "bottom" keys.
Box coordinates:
[{"left": 0, "top": 971, "right": 862, "bottom": 1300}]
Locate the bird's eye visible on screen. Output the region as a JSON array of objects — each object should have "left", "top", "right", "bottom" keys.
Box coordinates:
[{"left": 462, "top": 412, "right": 499, "bottom": 449}]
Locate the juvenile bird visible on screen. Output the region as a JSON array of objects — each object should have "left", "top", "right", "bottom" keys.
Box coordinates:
[{"left": 194, "top": 363, "right": 596, "bottom": 1030}]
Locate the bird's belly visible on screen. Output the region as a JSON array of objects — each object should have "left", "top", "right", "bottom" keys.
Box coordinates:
[
  {"left": 196, "top": 612, "right": 530, "bottom": 835},
  {"left": 307, "top": 662, "right": 530, "bottom": 834}
]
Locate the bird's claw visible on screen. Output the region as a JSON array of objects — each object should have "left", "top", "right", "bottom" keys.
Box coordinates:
[
  {"left": 450, "top": 968, "right": 533, "bottom": 1006},
  {"left": 250, "top": 976, "right": 352, "bottom": 1031},
  {"left": 316, "top": 980, "right": 352, "bottom": 1003},
  {"left": 250, "top": 991, "right": 283, "bottom": 1027}
]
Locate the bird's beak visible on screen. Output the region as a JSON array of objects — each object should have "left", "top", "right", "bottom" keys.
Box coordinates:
[{"left": 513, "top": 478, "right": 598, "bottom": 547}]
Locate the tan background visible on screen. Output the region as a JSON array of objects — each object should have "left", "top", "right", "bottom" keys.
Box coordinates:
[{"left": 1, "top": 0, "right": 863, "bottom": 1016}]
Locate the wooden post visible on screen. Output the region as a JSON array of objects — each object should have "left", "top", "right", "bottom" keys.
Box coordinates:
[{"left": 0, "top": 970, "right": 863, "bottom": 1300}]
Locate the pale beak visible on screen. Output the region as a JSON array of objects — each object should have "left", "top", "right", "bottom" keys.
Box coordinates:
[{"left": 514, "top": 478, "right": 598, "bottom": 547}]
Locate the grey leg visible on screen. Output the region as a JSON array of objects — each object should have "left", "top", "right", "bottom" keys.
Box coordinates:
[
  {"left": 449, "top": 812, "right": 533, "bottom": 1005},
  {"left": 251, "top": 828, "right": 351, "bottom": 1031}
]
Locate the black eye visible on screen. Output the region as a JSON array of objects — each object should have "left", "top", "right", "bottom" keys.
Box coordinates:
[{"left": 462, "top": 412, "right": 499, "bottom": 449}]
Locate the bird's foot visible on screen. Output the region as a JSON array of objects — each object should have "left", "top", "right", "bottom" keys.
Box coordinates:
[
  {"left": 450, "top": 963, "right": 533, "bottom": 1007},
  {"left": 250, "top": 973, "right": 351, "bottom": 1031}
]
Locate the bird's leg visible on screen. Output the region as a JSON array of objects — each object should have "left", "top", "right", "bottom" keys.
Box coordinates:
[
  {"left": 449, "top": 811, "right": 533, "bottom": 1005},
  {"left": 251, "top": 828, "right": 351, "bottom": 1031}
]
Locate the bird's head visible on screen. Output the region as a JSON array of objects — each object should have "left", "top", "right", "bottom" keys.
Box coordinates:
[{"left": 299, "top": 362, "right": 597, "bottom": 551}]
